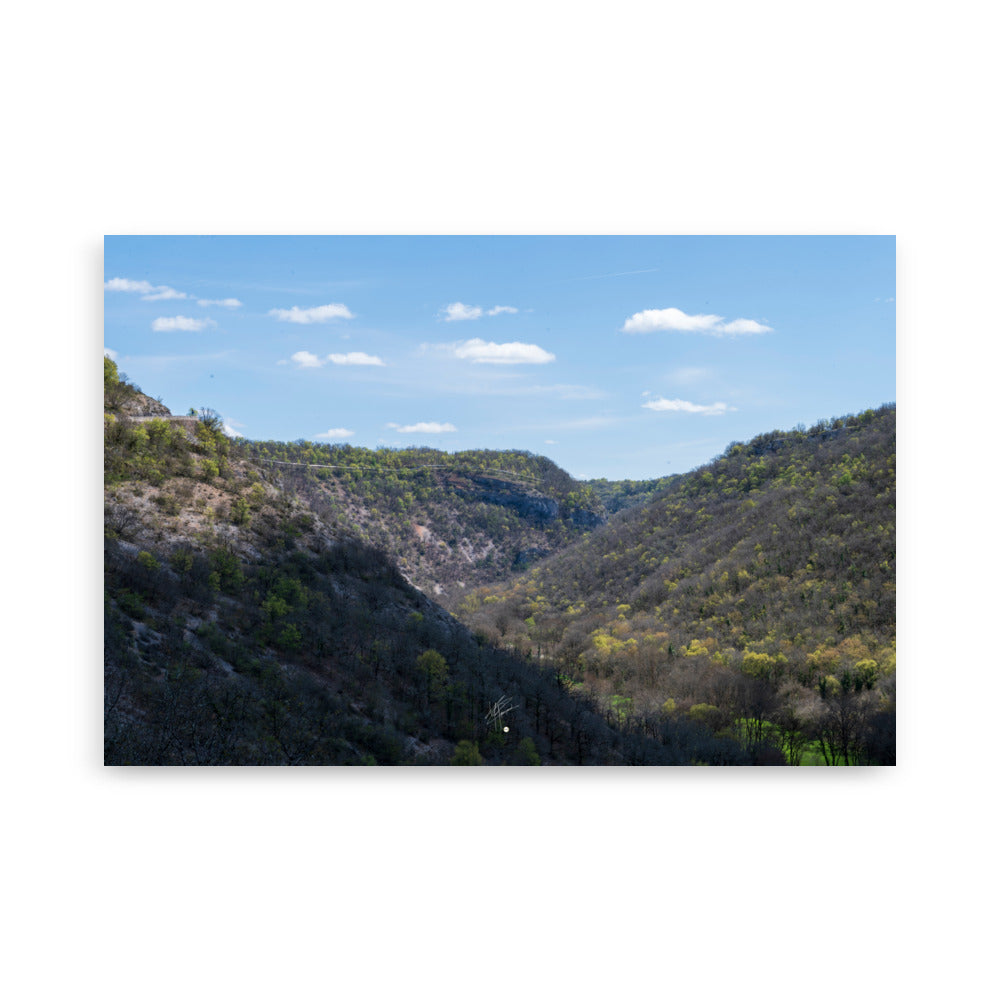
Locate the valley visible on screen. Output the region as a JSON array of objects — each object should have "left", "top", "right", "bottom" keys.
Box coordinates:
[{"left": 104, "top": 357, "right": 895, "bottom": 765}]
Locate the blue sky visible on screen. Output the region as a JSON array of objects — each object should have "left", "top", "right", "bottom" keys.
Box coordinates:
[{"left": 104, "top": 236, "right": 895, "bottom": 481}]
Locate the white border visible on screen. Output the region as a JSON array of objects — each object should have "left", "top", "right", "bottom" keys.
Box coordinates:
[{"left": 7, "top": 3, "right": 986, "bottom": 997}]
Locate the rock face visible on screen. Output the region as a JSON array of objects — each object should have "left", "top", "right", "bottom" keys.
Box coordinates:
[
  {"left": 513, "top": 546, "right": 550, "bottom": 569},
  {"left": 117, "top": 392, "right": 172, "bottom": 418},
  {"left": 463, "top": 476, "right": 605, "bottom": 528},
  {"left": 567, "top": 507, "right": 604, "bottom": 529},
  {"left": 476, "top": 489, "right": 560, "bottom": 522}
]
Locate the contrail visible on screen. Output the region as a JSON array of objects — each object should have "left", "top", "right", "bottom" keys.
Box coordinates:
[{"left": 572, "top": 267, "right": 659, "bottom": 281}]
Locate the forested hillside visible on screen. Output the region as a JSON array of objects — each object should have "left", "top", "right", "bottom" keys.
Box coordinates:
[
  {"left": 103, "top": 359, "right": 753, "bottom": 765},
  {"left": 582, "top": 473, "right": 680, "bottom": 514},
  {"left": 235, "top": 438, "right": 605, "bottom": 606},
  {"left": 457, "top": 406, "right": 896, "bottom": 765}
]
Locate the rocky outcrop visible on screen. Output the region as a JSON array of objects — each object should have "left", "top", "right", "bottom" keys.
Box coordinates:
[
  {"left": 478, "top": 489, "right": 560, "bottom": 522},
  {"left": 461, "top": 476, "right": 605, "bottom": 528},
  {"left": 117, "top": 391, "right": 172, "bottom": 418},
  {"left": 513, "top": 546, "right": 550, "bottom": 569},
  {"left": 566, "top": 506, "right": 604, "bottom": 529}
]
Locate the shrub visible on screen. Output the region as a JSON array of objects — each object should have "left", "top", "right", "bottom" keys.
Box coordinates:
[
  {"left": 231, "top": 497, "right": 251, "bottom": 525},
  {"left": 512, "top": 737, "right": 541, "bottom": 765},
  {"left": 116, "top": 589, "right": 146, "bottom": 619},
  {"left": 450, "top": 740, "right": 483, "bottom": 765},
  {"left": 209, "top": 547, "right": 244, "bottom": 592},
  {"left": 275, "top": 624, "right": 303, "bottom": 652},
  {"left": 137, "top": 551, "right": 160, "bottom": 572},
  {"left": 248, "top": 483, "right": 268, "bottom": 510},
  {"left": 169, "top": 548, "right": 194, "bottom": 574}
]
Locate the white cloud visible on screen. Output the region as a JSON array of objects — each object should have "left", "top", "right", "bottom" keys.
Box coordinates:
[
  {"left": 451, "top": 338, "right": 555, "bottom": 365},
  {"left": 269, "top": 302, "right": 355, "bottom": 324},
  {"left": 327, "top": 352, "right": 385, "bottom": 366},
  {"left": 442, "top": 302, "right": 520, "bottom": 320},
  {"left": 105, "top": 277, "right": 155, "bottom": 294},
  {"left": 222, "top": 420, "right": 244, "bottom": 439},
  {"left": 387, "top": 421, "right": 457, "bottom": 433},
  {"left": 104, "top": 347, "right": 117, "bottom": 360},
  {"left": 622, "top": 306, "right": 771, "bottom": 336},
  {"left": 286, "top": 350, "right": 385, "bottom": 368},
  {"left": 315, "top": 428, "right": 355, "bottom": 439},
  {"left": 623, "top": 308, "right": 722, "bottom": 333},
  {"left": 290, "top": 350, "right": 324, "bottom": 368},
  {"left": 151, "top": 316, "right": 217, "bottom": 332},
  {"left": 142, "top": 287, "right": 188, "bottom": 301},
  {"left": 717, "top": 318, "right": 772, "bottom": 335},
  {"left": 642, "top": 397, "right": 733, "bottom": 416},
  {"left": 105, "top": 277, "right": 188, "bottom": 300},
  {"left": 198, "top": 298, "right": 243, "bottom": 308},
  {"left": 442, "top": 302, "right": 483, "bottom": 322}
]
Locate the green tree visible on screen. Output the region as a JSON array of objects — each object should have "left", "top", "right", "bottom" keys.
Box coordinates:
[
  {"left": 450, "top": 740, "right": 483, "bottom": 765},
  {"left": 416, "top": 649, "right": 448, "bottom": 701},
  {"left": 512, "top": 737, "right": 541, "bottom": 765},
  {"left": 137, "top": 550, "right": 159, "bottom": 572},
  {"left": 104, "top": 355, "right": 119, "bottom": 389},
  {"left": 231, "top": 497, "right": 251, "bottom": 525}
]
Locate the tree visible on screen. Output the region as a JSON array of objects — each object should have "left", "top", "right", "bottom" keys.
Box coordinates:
[
  {"left": 512, "top": 737, "right": 541, "bottom": 765},
  {"left": 104, "top": 355, "right": 119, "bottom": 389},
  {"left": 416, "top": 649, "right": 448, "bottom": 702},
  {"left": 450, "top": 740, "right": 483, "bottom": 765},
  {"left": 197, "top": 407, "right": 224, "bottom": 431}
]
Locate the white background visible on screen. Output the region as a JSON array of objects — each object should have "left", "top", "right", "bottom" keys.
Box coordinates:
[{"left": 4, "top": 2, "right": 994, "bottom": 997}]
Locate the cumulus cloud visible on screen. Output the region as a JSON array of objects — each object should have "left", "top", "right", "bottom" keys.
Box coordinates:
[
  {"left": 105, "top": 277, "right": 154, "bottom": 294},
  {"left": 451, "top": 338, "right": 555, "bottom": 365},
  {"left": 198, "top": 298, "right": 243, "bottom": 308},
  {"left": 290, "top": 350, "right": 324, "bottom": 368},
  {"left": 105, "top": 276, "right": 188, "bottom": 300},
  {"left": 442, "top": 302, "right": 483, "bottom": 322},
  {"left": 151, "top": 316, "right": 217, "bottom": 332},
  {"left": 104, "top": 347, "right": 118, "bottom": 360},
  {"left": 387, "top": 421, "right": 457, "bottom": 433},
  {"left": 623, "top": 308, "right": 722, "bottom": 333},
  {"left": 442, "top": 302, "right": 519, "bottom": 321},
  {"left": 142, "top": 287, "right": 188, "bottom": 301},
  {"left": 315, "top": 428, "right": 355, "bottom": 439},
  {"left": 269, "top": 303, "right": 355, "bottom": 324},
  {"left": 717, "top": 318, "right": 772, "bottom": 335},
  {"left": 327, "top": 352, "right": 385, "bottom": 366},
  {"left": 622, "top": 306, "right": 772, "bottom": 336},
  {"left": 642, "top": 397, "right": 733, "bottom": 416}
]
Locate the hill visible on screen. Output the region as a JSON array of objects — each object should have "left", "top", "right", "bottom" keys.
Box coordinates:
[
  {"left": 235, "top": 438, "right": 605, "bottom": 606},
  {"left": 456, "top": 406, "right": 897, "bottom": 765},
  {"left": 103, "top": 359, "right": 753, "bottom": 765}
]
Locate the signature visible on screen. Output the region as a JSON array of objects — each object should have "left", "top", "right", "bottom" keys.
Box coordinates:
[{"left": 485, "top": 695, "right": 516, "bottom": 732}]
